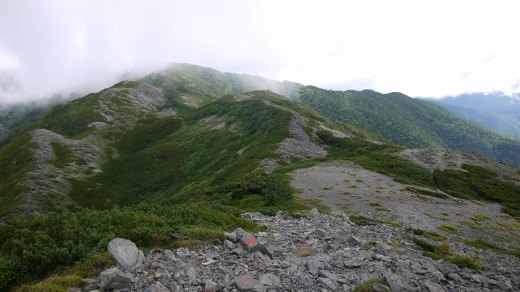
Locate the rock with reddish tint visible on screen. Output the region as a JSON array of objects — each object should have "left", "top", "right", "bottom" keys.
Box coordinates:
[{"left": 235, "top": 274, "right": 263, "bottom": 291}]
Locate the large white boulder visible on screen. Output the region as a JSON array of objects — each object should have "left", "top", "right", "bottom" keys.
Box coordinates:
[{"left": 107, "top": 238, "right": 144, "bottom": 271}]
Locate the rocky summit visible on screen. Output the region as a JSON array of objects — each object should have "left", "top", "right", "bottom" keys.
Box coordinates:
[{"left": 85, "top": 209, "right": 520, "bottom": 291}]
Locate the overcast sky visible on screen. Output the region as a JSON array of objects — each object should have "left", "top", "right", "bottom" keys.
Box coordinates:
[{"left": 1, "top": 0, "right": 519, "bottom": 103}]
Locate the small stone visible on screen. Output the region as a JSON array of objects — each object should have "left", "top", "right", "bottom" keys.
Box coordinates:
[
  {"left": 235, "top": 274, "right": 262, "bottom": 291},
  {"left": 308, "top": 257, "right": 321, "bottom": 276},
  {"left": 259, "top": 273, "right": 280, "bottom": 287},
  {"left": 168, "top": 232, "right": 181, "bottom": 240},
  {"left": 310, "top": 208, "right": 320, "bottom": 215},
  {"left": 202, "top": 259, "right": 218, "bottom": 266},
  {"left": 344, "top": 259, "right": 363, "bottom": 268},
  {"left": 347, "top": 235, "right": 362, "bottom": 246},
  {"left": 314, "top": 229, "right": 327, "bottom": 238},
  {"left": 296, "top": 246, "right": 311, "bottom": 257},
  {"left": 239, "top": 235, "right": 258, "bottom": 252},
  {"left": 297, "top": 272, "right": 314, "bottom": 288},
  {"left": 319, "top": 277, "right": 338, "bottom": 290},
  {"left": 66, "top": 288, "right": 81, "bottom": 292},
  {"left": 204, "top": 279, "right": 219, "bottom": 292},
  {"left": 186, "top": 266, "right": 197, "bottom": 284},
  {"left": 447, "top": 273, "right": 463, "bottom": 283},
  {"left": 225, "top": 239, "right": 235, "bottom": 249},
  {"left": 232, "top": 246, "right": 244, "bottom": 256},
  {"left": 318, "top": 270, "right": 338, "bottom": 281}
]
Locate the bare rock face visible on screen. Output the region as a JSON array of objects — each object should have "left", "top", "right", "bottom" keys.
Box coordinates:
[{"left": 107, "top": 238, "right": 144, "bottom": 271}]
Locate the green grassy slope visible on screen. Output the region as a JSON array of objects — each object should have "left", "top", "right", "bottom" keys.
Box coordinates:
[
  {"left": 69, "top": 94, "right": 292, "bottom": 209},
  {"left": 297, "top": 86, "right": 520, "bottom": 167}
]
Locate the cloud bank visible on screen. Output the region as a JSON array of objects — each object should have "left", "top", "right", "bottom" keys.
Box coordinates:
[{"left": 1, "top": 0, "right": 520, "bottom": 103}]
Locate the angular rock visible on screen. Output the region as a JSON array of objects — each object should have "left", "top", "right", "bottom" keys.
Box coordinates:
[
  {"left": 259, "top": 273, "right": 280, "bottom": 287},
  {"left": 424, "top": 279, "right": 445, "bottom": 292},
  {"left": 385, "top": 273, "right": 417, "bottom": 291},
  {"left": 319, "top": 277, "right": 338, "bottom": 290},
  {"left": 235, "top": 274, "right": 263, "bottom": 291},
  {"left": 344, "top": 258, "right": 363, "bottom": 268},
  {"left": 447, "top": 273, "right": 463, "bottom": 283},
  {"left": 107, "top": 238, "right": 144, "bottom": 271},
  {"left": 98, "top": 267, "right": 133, "bottom": 290},
  {"left": 186, "top": 266, "right": 198, "bottom": 284},
  {"left": 224, "top": 239, "right": 235, "bottom": 249},
  {"left": 296, "top": 272, "right": 314, "bottom": 288},
  {"left": 318, "top": 270, "right": 338, "bottom": 281},
  {"left": 307, "top": 257, "right": 321, "bottom": 275},
  {"left": 347, "top": 235, "right": 362, "bottom": 246},
  {"left": 204, "top": 279, "right": 219, "bottom": 292}
]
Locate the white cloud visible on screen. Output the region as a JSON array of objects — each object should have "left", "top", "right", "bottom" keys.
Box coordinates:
[{"left": 0, "top": 0, "right": 519, "bottom": 103}]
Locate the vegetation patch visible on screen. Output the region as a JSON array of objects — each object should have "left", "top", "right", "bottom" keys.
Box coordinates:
[
  {"left": 353, "top": 279, "right": 389, "bottom": 292},
  {"left": 471, "top": 215, "right": 491, "bottom": 222},
  {"left": 0, "top": 201, "right": 265, "bottom": 290},
  {"left": 37, "top": 92, "right": 103, "bottom": 138},
  {"left": 317, "top": 130, "right": 434, "bottom": 188},
  {"left": 437, "top": 225, "right": 457, "bottom": 233},
  {"left": 50, "top": 141, "right": 72, "bottom": 168},
  {"left": 404, "top": 187, "right": 448, "bottom": 199},
  {"left": 405, "top": 227, "right": 445, "bottom": 241},
  {"left": 465, "top": 240, "right": 520, "bottom": 259},
  {"left": 412, "top": 238, "right": 482, "bottom": 270},
  {"left": 0, "top": 134, "right": 34, "bottom": 216},
  {"left": 433, "top": 164, "right": 520, "bottom": 218}
]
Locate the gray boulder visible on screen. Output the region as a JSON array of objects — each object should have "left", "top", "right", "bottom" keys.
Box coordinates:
[
  {"left": 98, "top": 267, "right": 134, "bottom": 290},
  {"left": 108, "top": 238, "right": 144, "bottom": 271}
]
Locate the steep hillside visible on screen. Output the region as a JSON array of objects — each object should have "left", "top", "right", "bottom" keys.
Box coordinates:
[{"left": 296, "top": 86, "right": 520, "bottom": 167}]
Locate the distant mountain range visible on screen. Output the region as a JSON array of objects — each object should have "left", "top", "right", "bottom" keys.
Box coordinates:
[{"left": 422, "top": 92, "right": 520, "bottom": 138}]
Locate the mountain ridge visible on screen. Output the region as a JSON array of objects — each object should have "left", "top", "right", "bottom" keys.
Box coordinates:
[{"left": 1, "top": 63, "right": 520, "bottom": 290}]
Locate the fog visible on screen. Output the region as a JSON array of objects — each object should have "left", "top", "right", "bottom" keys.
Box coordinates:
[{"left": 1, "top": 0, "right": 520, "bottom": 103}]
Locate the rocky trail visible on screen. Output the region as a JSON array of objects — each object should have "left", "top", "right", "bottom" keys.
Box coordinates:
[{"left": 82, "top": 210, "right": 520, "bottom": 291}]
